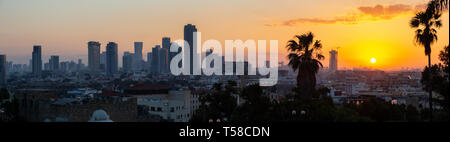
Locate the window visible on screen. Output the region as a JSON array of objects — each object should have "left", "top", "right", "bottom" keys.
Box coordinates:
[
  {"left": 157, "top": 107, "right": 162, "bottom": 112},
  {"left": 170, "top": 107, "right": 174, "bottom": 112},
  {"left": 151, "top": 107, "right": 155, "bottom": 111}
]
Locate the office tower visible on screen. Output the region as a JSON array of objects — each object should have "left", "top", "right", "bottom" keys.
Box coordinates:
[
  {"left": 123, "top": 51, "right": 133, "bottom": 72},
  {"left": 162, "top": 37, "right": 171, "bottom": 50},
  {"left": 88, "top": 41, "right": 101, "bottom": 72},
  {"left": 329, "top": 50, "right": 338, "bottom": 72},
  {"left": 184, "top": 24, "right": 197, "bottom": 74},
  {"left": 100, "top": 51, "right": 106, "bottom": 72},
  {"left": 151, "top": 45, "right": 160, "bottom": 74},
  {"left": 32, "top": 45, "right": 42, "bottom": 76},
  {"left": 0, "top": 55, "right": 6, "bottom": 86},
  {"left": 49, "top": 55, "right": 59, "bottom": 71},
  {"left": 147, "top": 52, "right": 152, "bottom": 69},
  {"left": 134, "top": 42, "right": 143, "bottom": 71},
  {"left": 162, "top": 37, "right": 172, "bottom": 72},
  {"left": 106, "top": 42, "right": 118, "bottom": 76},
  {"left": 159, "top": 48, "right": 168, "bottom": 73}
]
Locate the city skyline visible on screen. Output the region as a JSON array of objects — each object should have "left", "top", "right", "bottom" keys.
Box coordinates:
[{"left": 0, "top": 0, "right": 449, "bottom": 71}]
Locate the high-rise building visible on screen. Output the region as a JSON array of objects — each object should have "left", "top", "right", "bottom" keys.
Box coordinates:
[
  {"left": 133, "top": 42, "right": 143, "bottom": 71},
  {"left": 162, "top": 37, "right": 172, "bottom": 73},
  {"left": 0, "top": 55, "right": 6, "bottom": 86},
  {"left": 100, "top": 51, "right": 106, "bottom": 72},
  {"left": 162, "top": 37, "right": 171, "bottom": 50},
  {"left": 32, "top": 45, "right": 42, "bottom": 76},
  {"left": 147, "top": 52, "right": 152, "bottom": 70},
  {"left": 123, "top": 51, "right": 134, "bottom": 72},
  {"left": 106, "top": 42, "right": 118, "bottom": 76},
  {"left": 159, "top": 48, "right": 169, "bottom": 73},
  {"left": 49, "top": 55, "right": 59, "bottom": 71},
  {"left": 151, "top": 45, "right": 160, "bottom": 74},
  {"left": 88, "top": 41, "right": 101, "bottom": 72},
  {"left": 329, "top": 50, "right": 338, "bottom": 72},
  {"left": 184, "top": 24, "right": 198, "bottom": 74}
]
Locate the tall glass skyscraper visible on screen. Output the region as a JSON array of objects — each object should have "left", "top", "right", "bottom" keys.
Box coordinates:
[
  {"left": 32, "top": 45, "right": 42, "bottom": 76},
  {"left": 184, "top": 24, "right": 197, "bottom": 75},
  {"left": 88, "top": 41, "right": 101, "bottom": 72},
  {"left": 134, "top": 42, "right": 143, "bottom": 71},
  {"left": 106, "top": 42, "right": 118, "bottom": 76},
  {"left": 151, "top": 45, "right": 160, "bottom": 74}
]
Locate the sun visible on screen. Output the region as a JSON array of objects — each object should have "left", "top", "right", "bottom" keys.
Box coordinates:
[{"left": 370, "top": 58, "right": 376, "bottom": 64}]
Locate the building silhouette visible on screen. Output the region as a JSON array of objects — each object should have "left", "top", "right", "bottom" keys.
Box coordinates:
[
  {"left": 159, "top": 48, "right": 168, "bottom": 73},
  {"left": 106, "top": 42, "right": 118, "bottom": 76},
  {"left": 100, "top": 51, "right": 106, "bottom": 73},
  {"left": 162, "top": 37, "right": 171, "bottom": 73},
  {"left": 133, "top": 42, "right": 143, "bottom": 71},
  {"left": 147, "top": 52, "right": 152, "bottom": 71},
  {"left": 88, "top": 41, "right": 101, "bottom": 72},
  {"left": 151, "top": 45, "right": 160, "bottom": 74},
  {"left": 32, "top": 45, "right": 42, "bottom": 76},
  {"left": 123, "top": 51, "right": 133, "bottom": 72},
  {"left": 0, "top": 55, "right": 6, "bottom": 86},
  {"left": 49, "top": 55, "right": 59, "bottom": 71},
  {"left": 329, "top": 50, "right": 338, "bottom": 72},
  {"left": 184, "top": 24, "right": 197, "bottom": 74}
]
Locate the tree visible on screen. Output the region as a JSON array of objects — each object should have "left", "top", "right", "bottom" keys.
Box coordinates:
[
  {"left": 231, "top": 84, "right": 274, "bottom": 121},
  {"left": 439, "top": 45, "right": 449, "bottom": 79},
  {"left": 410, "top": 7, "right": 442, "bottom": 121},
  {"left": 286, "top": 32, "right": 324, "bottom": 101},
  {"left": 191, "top": 81, "right": 238, "bottom": 122},
  {"left": 0, "top": 88, "right": 10, "bottom": 101},
  {"left": 422, "top": 64, "right": 449, "bottom": 112},
  {"left": 428, "top": 0, "right": 448, "bottom": 13},
  {"left": 440, "top": 45, "right": 449, "bottom": 117}
]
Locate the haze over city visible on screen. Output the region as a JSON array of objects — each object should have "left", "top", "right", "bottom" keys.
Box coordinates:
[{"left": 0, "top": 0, "right": 449, "bottom": 70}]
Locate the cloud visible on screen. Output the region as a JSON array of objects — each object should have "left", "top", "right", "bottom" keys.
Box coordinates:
[
  {"left": 266, "top": 3, "right": 429, "bottom": 27},
  {"left": 358, "top": 4, "right": 412, "bottom": 19}
]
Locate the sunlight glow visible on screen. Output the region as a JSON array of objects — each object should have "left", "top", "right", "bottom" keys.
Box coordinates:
[{"left": 370, "top": 58, "right": 376, "bottom": 64}]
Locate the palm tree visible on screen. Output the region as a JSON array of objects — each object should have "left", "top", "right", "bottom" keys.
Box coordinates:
[
  {"left": 286, "top": 32, "right": 324, "bottom": 100},
  {"left": 429, "top": 0, "right": 448, "bottom": 13},
  {"left": 410, "top": 9, "right": 442, "bottom": 121}
]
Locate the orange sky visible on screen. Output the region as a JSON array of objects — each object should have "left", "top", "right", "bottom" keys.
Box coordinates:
[{"left": 0, "top": 0, "right": 448, "bottom": 70}]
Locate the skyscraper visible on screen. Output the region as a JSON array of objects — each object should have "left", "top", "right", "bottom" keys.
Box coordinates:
[
  {"left": 151, "top": 45, "right": 160, "bottom": 74},
  {"left": 49, "top": 55, "right": 59, "bottom": 71},
  {"left": 100, "top": 51, "right": 106, "bottom": 72},
  {"left": 147, "top": 52, "right": 152, "bottom": 70},
  {"left": 88, "top": 41, "right": 101, "bottom": 72},
  {"left": 32, "top": 45, "right": 42, "bottom": 76},
  {"left": 159, "top": 48, "right": 168, "bottom": 73},
  {"left": 184, "top": 24, "right": 198, "bottom": 74},
  {"left": 123, "top": 51, "right": 133, "bottom": 72},
  {"left": 106, "top": 42, "right": 118, "bottom": 76},
  {"left": 0, "top": 55, "right": 6, "bottom": 86},
  {"left": 162, "top": 37, "right": 172, "bottom": 73},
  {"left": 134, "top": 42, "right": 143, "bottom": 71},
  {"left": 329, "top": 50, "right": 338, "bottom": 72}
]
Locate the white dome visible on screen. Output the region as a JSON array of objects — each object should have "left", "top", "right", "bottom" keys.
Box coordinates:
[{"left": 89, "top": 109, "right": 113, "bottom": 122}]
